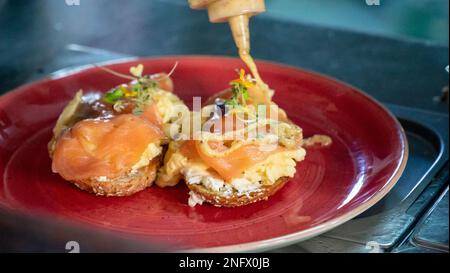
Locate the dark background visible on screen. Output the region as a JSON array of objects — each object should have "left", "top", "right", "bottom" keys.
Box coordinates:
[{"left": 0, "top": 0, "right": 448, "bottom": 113}]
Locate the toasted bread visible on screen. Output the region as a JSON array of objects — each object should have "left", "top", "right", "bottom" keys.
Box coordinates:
[
  {"left": 187, "top": 177, "right": 289, "bottom": 207},
  {"left": 68, "top": 157, "right": 161, "bottom": 197}
]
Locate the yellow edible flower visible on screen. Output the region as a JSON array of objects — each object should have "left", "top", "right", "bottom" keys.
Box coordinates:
[
  {"left": 231, "top": 69, "right": 254, "bottom": 89},
  {"left": 120, "top": 85, "right": 138, "bottom": 98}
]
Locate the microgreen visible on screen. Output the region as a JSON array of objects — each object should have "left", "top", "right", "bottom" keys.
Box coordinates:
[
  {"left": 103, "top": 88, "right": 124, "bottom": 104},
  {"left": 226, "top": 69, "right": 253, "bottom": 108},
  {"left": 130, "top": 64, "right": 144, "bottom": 78},
  {"left": 98, "top": 62, "right": 178, "bottom": 116}
]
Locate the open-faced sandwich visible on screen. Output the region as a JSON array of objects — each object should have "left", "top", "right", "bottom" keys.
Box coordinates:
[
  {"left": 157, "top": 69, "right": 307, "bottom": 207},
  {"left": 49, "top": 64, "right": 189, "bottom": 196}
]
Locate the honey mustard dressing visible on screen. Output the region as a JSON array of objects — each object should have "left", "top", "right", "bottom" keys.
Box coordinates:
[{"left": 303, "top": 135, "right": 333, "bottom": 148}]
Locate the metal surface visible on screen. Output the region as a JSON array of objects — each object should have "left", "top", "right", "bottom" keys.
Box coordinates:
[
  {"left": 322, "top": 106, "right": 448, "bottom": 245},
  {"left": 412, "top": 188, "right": 449, "bottom": 252},
  {"left": 282, "top": 105, "right": 449, "bottom": 253}
]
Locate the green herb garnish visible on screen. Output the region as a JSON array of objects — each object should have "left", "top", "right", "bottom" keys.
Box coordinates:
[
  {"left": 97, "top": 62, "right": 178, "bottom": 116},
  {"left": 104, "top": 88, "right": 124, "bottom": 104},
  {"left": 226, "top": 69, "right": 253, "bottom": 108}
]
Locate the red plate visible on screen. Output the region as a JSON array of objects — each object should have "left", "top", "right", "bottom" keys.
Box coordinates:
[{"left": 0, "top": 56, "right": 407, "bottom": 252}]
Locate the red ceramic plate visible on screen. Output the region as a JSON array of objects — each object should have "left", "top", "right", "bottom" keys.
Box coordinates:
[{"left": 0, "top": 56, "right": 407, "bottom": 252}]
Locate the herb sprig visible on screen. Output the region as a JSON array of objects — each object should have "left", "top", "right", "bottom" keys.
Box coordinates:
[
  {"left": 226, "top": 69, "right": 253, "bottom": 108},
  {"left": 98, "top": 62, "right": 178, "bottom": 116}
]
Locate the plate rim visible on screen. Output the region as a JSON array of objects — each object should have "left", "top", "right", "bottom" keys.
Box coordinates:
[{"left": 0, "top": 55, "right": 409, "bottom": 253}]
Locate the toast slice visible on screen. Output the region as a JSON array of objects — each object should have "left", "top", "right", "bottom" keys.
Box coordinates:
[
  {"left": 187, "top": 176, "right": 289, "bottom": 207},
  {"left": 68, "top": 157, "right": 161, "bottom": 197}
]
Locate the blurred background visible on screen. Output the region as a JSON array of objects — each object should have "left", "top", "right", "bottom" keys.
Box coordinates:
[
  {"left": 0, "top": 0, "right": 448, "bottom": 110},
  {"left": 0, "top": 0, "right": 448, "bottom": 111},
  {"left": 167, "top": 0, "right": 449, "bottom": 45}
]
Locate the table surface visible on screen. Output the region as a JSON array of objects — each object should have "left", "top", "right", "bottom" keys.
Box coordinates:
[{"left": 0, "top": 0, "right": 448, "bottom": 114}]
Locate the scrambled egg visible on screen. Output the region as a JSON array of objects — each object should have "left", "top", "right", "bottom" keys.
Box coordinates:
[
  {"left": 131, "top": 143, "right": 163, "bottom": 171},
  {"left": 242, "top": 149, "right": 305, "bottom": 185},
  {"left": 152, "top": 89, "right": 184, "bottom": 123},
  {"left": 157, "top": 145, "right": 306, "bottom": 195},
  {"left": 152, "top": 89, "right": 189, "bottom": 137},
  {"left": 156, "top": 141, "right": 189, "bottom": 187}
]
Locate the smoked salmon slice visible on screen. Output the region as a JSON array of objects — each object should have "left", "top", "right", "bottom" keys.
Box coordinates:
[
  {"left": 52, "top": 114, "right": 164, "bottom": 181},
  {"left": 180, "top": 140, "right": 284, "bottom": 181}
]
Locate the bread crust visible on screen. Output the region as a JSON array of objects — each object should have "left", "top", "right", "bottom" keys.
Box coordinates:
[
  {"left": 68, "top": 157, "right": 161, "bottom": 197},
  {"left": 187, "top": 177, "right": 289, "bottom": 207}
]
